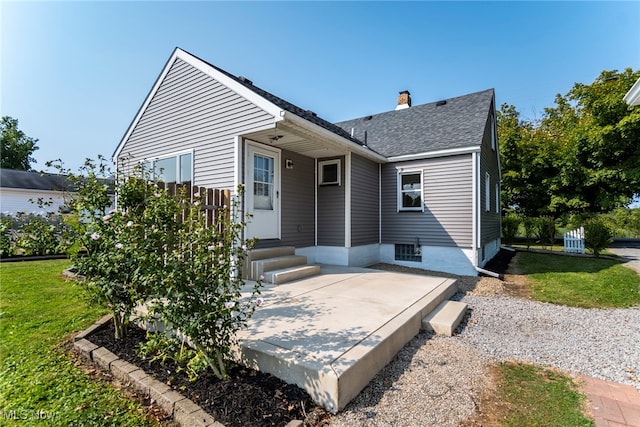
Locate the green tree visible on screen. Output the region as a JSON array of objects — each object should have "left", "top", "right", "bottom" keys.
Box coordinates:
[
  {"left": 498, "top": 68, "right": 640, "bottom": 217},
  {"left": 0, "top": 116, "right": 39, "bottom": 170}
]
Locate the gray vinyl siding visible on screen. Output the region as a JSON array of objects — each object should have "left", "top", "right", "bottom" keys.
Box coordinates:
[
  {"left": 351, "top": 154, "right": 380, "bottom": 246},
  {"left": 280, "top": 149, "right": 315, "bottom": 248},
  {"left": 381, "top": 155, "right": 473, "bottom": 248},
  {"left": 119, "top": 58, "right": 275, "bottom": 189},
  {"left": 317, "top": 156, "right": 345, "bottom": 246},
  {"left": 480, "top": 109, "right": 501, "bottom": 245}
]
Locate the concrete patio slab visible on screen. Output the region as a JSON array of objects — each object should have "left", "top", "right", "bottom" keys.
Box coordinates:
[{"left": 236, "top": 265, "right": 457, "bottom": 413}]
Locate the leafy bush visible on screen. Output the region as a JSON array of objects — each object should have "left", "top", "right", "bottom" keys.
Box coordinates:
[
  {"left": 147, "top": 185, "right": 261, "bottom": 379},
  {"left": 51, "top": 156, "right": 262, "bottom": 379},
  {"left": 502, "top": 214, "right": 520, "bottom": 244},
  {"left": 0, "top": 213, "right": 74, "bottom": 256},
  {"left": 50, "top": 156, "right": 141, "bottom": 339},
  {"left": 584, "top": 217, "right": 612, "bottom": 257},
  {"left": 522, "top": 216, "right": 536, "bottom": 249},
  {"left": 16, "top": 213, "right": 73, "bottom": 255},
  {"left": 535, "top": 216, "right": 557, "bottom": 248},
  {"left": 0, "top": 216, "right": 15, "bottom": 257}
]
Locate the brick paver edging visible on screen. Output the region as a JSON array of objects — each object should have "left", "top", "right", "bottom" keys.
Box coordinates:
[{"left": 73, "top": 315, "right": 304, "bottom": 427}]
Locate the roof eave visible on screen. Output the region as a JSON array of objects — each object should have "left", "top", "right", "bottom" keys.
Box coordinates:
[
  {"left": 386, "top": 146, "right": 481, "bottom": 162},
  {"left": 282, "top": 111, "right": 388, "bottom": 163},
  {"left": 112, "top": 48, "right": 285, "bottom": 163}
]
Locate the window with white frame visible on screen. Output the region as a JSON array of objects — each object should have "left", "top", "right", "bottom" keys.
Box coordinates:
[
  {"left": 495, "top": 182, "right": 500, "bottom": 213},
  {"left": 318, "top": 159, "right": 341, "bottom": 186},
  {"left": 485, "top": 172, "right": 490, "bottom": 212},
  {"left": 398, "top": 170, "right": 423, "bottom": 211},
  {"left": 144, "top": 152, "right": 193, "bottom": 184}
]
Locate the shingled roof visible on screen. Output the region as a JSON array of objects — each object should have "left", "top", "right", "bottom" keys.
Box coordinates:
[
  {"left": 191, "top": 52, "right": 365, "bottom": 147},
  {"left": 335, "top": 89, "right": 495, "bottom": 158},
  {"left": 0, "top": 168, "right": 72, "bottom": 192}
]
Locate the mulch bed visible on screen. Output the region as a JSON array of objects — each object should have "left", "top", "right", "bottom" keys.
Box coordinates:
[
  {"left": 482, "top": 248, "right": 515, "bottom": 275},
  {"left": 89, "top": 321, "right": 331, "bottom": 427}
]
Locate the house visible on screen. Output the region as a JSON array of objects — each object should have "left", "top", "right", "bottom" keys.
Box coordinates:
[
  {"left": 624, "top": 77, "right": 640, "bottom": 106},
  {"left": 0, "top": 168, "right": 71, "bottom": 215},
  {"left": 113, "top": 48, "right": 501, "bottom": 277}
]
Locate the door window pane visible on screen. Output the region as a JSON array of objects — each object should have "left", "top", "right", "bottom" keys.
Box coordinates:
[{"left": 253, "top": 154, "right": 274, "bottom": 210}]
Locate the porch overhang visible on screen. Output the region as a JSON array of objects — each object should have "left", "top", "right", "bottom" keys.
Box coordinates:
[{"left": 243, "top": 111, "right": 388, "bottom": 163}]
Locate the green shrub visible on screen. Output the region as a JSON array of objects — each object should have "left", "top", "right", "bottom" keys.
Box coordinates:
[
  {"left": 0, "top": 216, "right": 15, "bottom": 257},
  {"left": 584, "top": 217, "right": 612, "bottom": 257},
  {"left": 522, "top": 216, "right": 536, "bottom": 249},
  {"left": 535, "top": 216, "right": 557, "bottom": 248},
  {"left": 502, "top": 214, "right": 520, "bottom": 244},
  {"left": 51, "top": 157, "right": 262, "bottom": 380}
]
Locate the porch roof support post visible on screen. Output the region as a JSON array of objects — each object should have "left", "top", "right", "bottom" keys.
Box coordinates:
[
  {"left": 345, "top": 152, "right": 351, "bottom": 249},
  {"left": 314, "top": 158, "right": 318, "bottom": 247}
]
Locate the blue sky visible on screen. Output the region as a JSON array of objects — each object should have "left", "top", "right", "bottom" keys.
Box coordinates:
[{"left": 2, "top": 1, "right": 639, "bottom": 172}]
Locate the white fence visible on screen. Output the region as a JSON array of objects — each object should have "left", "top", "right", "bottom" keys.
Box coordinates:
[{"left": 564, "top": 227, "right": 585, "bottom": 254}]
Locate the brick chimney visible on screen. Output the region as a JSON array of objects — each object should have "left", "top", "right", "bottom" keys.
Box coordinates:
[{"left": 395, "top": 90, "right": 411, "bottom": 110}]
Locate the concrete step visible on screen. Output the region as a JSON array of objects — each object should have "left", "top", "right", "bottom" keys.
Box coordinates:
[
  {"left": 264, "top": 265, "right": 321, "bottom": 285},
  {"left": 249, "top": 246, "right": 296, "bottom": 261},
  {"left": 251, "top": 255, "right": 308, "bottom": 279},
  {"left": 421, "top": 300, "right": 468, "bottom": 336},
  {"left": 243, "top": 247, "right": 296, "bottom": 278},
  {"left": 417, "top": 279, "right": 458, "bottom": 319}
]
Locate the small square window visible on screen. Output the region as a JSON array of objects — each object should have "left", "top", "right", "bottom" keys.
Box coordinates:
[{"left": 319, "top": 159, "right": 341, "bottom": 186}]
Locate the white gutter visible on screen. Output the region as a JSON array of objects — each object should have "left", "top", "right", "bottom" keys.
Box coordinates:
[
  {"left": 387, "top": 146, "right": 480, "bottom": 163},
  {"left": 624, "top": 77, "right": 640, "bottom": 106}
]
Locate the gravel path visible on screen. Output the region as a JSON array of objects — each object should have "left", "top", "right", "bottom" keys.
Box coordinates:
[
  {"left": 458, "top": 294, "right": 640, "bottom": 390},
  {"left": 330, "top": 335, "right": 491, "bottom": 427},
  {"left": 328, "top": 260, "right": 640, "bottom": 426}
]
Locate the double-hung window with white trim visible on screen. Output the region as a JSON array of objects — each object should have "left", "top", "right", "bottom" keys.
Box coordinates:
[{"left": 398, "top": 170, "right": 424, "bottom": 211}]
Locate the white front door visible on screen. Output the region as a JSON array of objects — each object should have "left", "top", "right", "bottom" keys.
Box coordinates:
[{"left": 245, "top": 143, "right": 280, "bottom": 240}]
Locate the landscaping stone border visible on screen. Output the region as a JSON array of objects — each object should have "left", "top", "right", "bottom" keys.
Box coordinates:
[{"left": 72, "top": 314, "right": 303, "bottom": 427}]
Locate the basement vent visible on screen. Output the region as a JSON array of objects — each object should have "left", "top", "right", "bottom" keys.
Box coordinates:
[
  {"left": 436, "top": 100, "right": 447, "bottom": 106},
  {"left": 395, "top": 244, "right": 422, "bottom": 262}
]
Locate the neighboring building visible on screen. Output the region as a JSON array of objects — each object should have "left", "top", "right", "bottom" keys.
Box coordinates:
[
  {"left": 113, "top": 48, "right": 501, "bottom": 276},
  {"left": 0, "top": 168, "right": 71, "bottom": 215},
  {"left": 624, "top": 77, "right": 640, "bottom": 106}
]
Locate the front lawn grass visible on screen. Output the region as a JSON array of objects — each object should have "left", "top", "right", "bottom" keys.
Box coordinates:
[
  {"left": 0, "top": 260, "right": 160, "bottom": 426},
  {"left": 498, "top": 362, "right": 593, "bottom": 427},
  {"left": 516, "top": 252, "right": 640, "bottom": 308}
]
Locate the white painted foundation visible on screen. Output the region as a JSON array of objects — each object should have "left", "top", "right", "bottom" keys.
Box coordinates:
[
  {"left": 380, "top": 244, "right": 478, "bottom": 276},
  {"left": 299, "top": 243, "right": 481, "bottom": 276}
]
